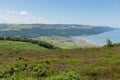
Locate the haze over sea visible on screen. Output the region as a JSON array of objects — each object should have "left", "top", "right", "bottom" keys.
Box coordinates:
[{"left": 72, "top": 29, "right": 120, "bottom": 46}]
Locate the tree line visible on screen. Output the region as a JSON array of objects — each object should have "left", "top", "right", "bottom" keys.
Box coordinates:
[{"left": 0, "top": 36, "right": 59, "bottom": 49}]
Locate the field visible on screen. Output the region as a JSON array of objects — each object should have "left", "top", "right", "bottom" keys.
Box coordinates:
[
  {"left": 0, "top": 40, "right": 47, "bottom": 53},
  {"left": 0, "top": 40, "right": 120, "bottom": 80}
]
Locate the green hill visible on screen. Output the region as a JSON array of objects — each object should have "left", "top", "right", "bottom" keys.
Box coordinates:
[
  {"left": 0, "top": 36, "right": 59, "bottom": 49},
  {"left": 0, "top": 24, "right": 115, "bottom": 38},
  {"left": 0, "top": 40, "right": 47, "bottom": 54},
  {"left": 0, "top": 24, "right": 115, "bottom": 49},
  {"left": 0, "top": 41, "right": 120, "bottom": 80}
]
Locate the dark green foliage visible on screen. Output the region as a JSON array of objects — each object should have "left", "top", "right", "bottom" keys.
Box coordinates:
[
  {"left": 112, "top": 43, "right": 120, "bottom": 47},
  {"left": 104, "top": 39, "right": 113, "bottom": 47},
  {"left": 0, "top": 36, "right": 59, "bottom": 49},
  {"left": 0, "top": 61, "right": 50, "bottom": 79},
  {"left": 31, "top": 64, "right": 49, "bottom": 77},
  {"left": 106, "top": 39, "right": 113, "bottom": 47},
  {"left": 46, "top": 70, "right": 80, "bottom": 80},
  {"left": 38, "top": 41, "right": 58, "bottom": 49},
  {"left": 0, "top": 66, "right": 14, "bottom": 78}
]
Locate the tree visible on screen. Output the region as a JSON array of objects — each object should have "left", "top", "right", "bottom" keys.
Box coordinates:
[{"left": 106, "top": 39, "right": 113, "bottom": 47}]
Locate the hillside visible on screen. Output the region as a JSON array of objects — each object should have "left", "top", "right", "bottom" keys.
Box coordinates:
[
  {"left": 0, "top": 24, "right": 115, "bottom": 48},
  {"left": 0, "top": 24, "right": 115, "bottom": 38},
  {"left": 0, "top": 24, "right": 119, "bottom": 80},
  {"left": 0, "top": 40, "right": 120, "bottom": 80},
  {"left": 0, "top": 40, "right": 47, "bottom": 53},
  {"left": 0, "top": 36, "right": 59, "bottom": 49}
]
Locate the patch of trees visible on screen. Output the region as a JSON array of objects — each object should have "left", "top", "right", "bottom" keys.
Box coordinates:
[{"left": 0, "top": 36, "right": 59, "bottom": 49}]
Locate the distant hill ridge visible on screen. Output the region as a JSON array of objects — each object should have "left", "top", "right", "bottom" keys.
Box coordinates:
[{"left": 0, "top": 24, "right": 116, "bottom": 38}]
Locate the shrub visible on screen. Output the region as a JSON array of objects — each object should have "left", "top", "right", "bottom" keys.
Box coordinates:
[
  {"left": 45, "top": 70, "right": 80, "bottom": 80},
  {"left": 105, "top": 39, "right": 113, "bottom": 47}
]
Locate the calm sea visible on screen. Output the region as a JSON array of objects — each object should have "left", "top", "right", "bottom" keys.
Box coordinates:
[{"left": 72, "top": 30, "right": 120, "bottom": 46}]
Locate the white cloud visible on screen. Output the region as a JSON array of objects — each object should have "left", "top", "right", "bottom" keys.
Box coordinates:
[
  {"left": 20, "top": 11, "right": 30, "bottom": 16},
  {"left": 0, "top": 10, "right": 56, "bottom": 24}
]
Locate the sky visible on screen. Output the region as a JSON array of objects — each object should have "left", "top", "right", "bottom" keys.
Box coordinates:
[{"left": 0, "top": 0, "right": 120, "bottom": 27}]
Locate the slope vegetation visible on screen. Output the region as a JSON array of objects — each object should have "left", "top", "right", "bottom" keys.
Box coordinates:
[
  {"left": 0, "top": 40, "right": 47, "bottom": 53},
  {"left": 0, "top": 43, "right": 120, "bottom": 80}
]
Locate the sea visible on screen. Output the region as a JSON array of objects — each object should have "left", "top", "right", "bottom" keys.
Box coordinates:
[{"left": 72, "top": 29, "right": 120, "bottom": 46}]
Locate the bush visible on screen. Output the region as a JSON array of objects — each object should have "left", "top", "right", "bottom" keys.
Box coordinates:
[
  {"left": 104, "top": 39, "right": 113, "bottom": 47},
  {"left": 45, "top": 70, "right": 80, "bottom": 80}
]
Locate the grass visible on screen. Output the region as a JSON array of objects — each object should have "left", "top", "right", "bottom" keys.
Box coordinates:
[
  {"left": 65, "top": 58, "right": 85, "bottom": 63},
  {"left": 0, "top": 40, "right": 47, "bottom": 53},
  {"left": 96, "top": 52, "right": 120, "bottom": 66},
  {"left": 0, "top": 40, "right": 120, "bottom": 80}
]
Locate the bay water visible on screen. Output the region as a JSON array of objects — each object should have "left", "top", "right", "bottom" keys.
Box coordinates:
[{"left": 72, "top": 30, "right": 120, "bottom": 46}]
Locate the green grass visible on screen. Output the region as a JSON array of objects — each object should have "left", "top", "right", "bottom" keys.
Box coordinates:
[
  {"left": 0, "top": 41, "right": 120, "bottom": 80},
  {"left": 0, "top": 40, "right": 47, "bottom": 53},
  {"left": 96, "top": 52, "right": 120, "bottom": 66},
  {"left": 65, "top": 58, "right": 85, "bottom": 63}
]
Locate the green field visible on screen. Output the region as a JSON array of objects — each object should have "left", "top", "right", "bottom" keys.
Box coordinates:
[
  {"left": 0, "top": 40, "right": 47, "bottom": 54},
  {"left": 0, "top": 40, "right": 120, "bottom": 80}
]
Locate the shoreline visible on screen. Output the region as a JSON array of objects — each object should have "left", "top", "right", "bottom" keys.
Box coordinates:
[
  {"left": 81, "top": 39, "right": 101, "bottom": 46},
  {"left": 70, "top": 37, "right": 102, "bottom": 47},
  {"left": 79, "top": 39, "right": 101, "bottom": 46},
  {"left": 38, "top": 36, "right": 101, "bottom": 49}
]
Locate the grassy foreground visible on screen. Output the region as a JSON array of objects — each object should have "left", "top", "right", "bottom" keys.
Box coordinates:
[{"left": 0, "top": 40, "right": 120, "bottom": 80}]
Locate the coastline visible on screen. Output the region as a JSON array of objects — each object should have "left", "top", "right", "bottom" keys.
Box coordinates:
[
  {"left": 78, "top": 39, "right": 100, "bottom": 46},
  {"left": 38, "top": 36, "right": 100, "bottom": 49},
  {"left": 79, "top": 38, "right": 101, "bottom": 46},
  {"left": 70, "top": 29, "right": 120, "bottom": 47},
  {"left": 70, "top": 37, "right": 101, "bottom": 47}
]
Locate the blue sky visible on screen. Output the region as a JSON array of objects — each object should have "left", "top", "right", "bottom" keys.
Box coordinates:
[{"left": 0, "top": 0, "right": 120, "bottom": 27}]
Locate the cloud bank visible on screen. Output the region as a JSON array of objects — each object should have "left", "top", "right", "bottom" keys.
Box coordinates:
[{"left": 0, "top": 10, "right": 55, "bottom": 24}]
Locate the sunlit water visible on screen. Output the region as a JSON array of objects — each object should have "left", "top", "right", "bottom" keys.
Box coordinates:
[{"left": 72, "top": 30, "right": 120, "bottom": 46}]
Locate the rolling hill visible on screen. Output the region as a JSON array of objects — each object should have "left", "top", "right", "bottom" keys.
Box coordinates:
[
  {"left": 0, "top": 40, "right": 47, "bottom": 53},
  {"left": 0, "top": 24, "right": 115, "bottom": 38},
  {"left": 0, "top": 26, "right": 119, "bottom": 80},
  {"left": 0, "top": 40, "right": 120, "bottom": 80}
]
